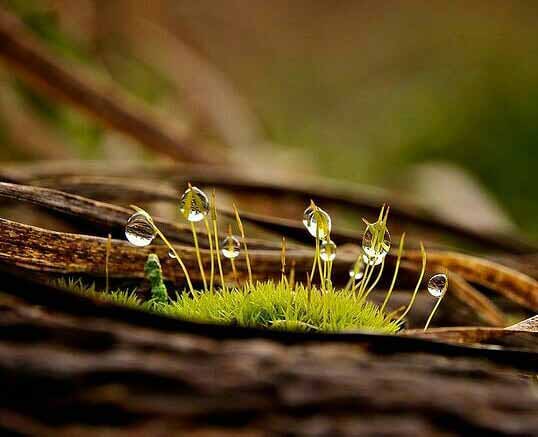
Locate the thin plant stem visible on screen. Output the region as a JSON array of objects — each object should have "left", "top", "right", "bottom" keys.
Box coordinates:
[
  {"left": 316, "top": 243, "right": 324, "bottom": 292},
  {"left": 213, "top": 220, "right": 225, "bottom": 289},
  {"left": 355, "top": 260, "right": 373, "bottom": 296},
  {"left": 105, "top": 233, "right": 111, "bottom": 294},
  {"left": 396, "top": 242, "right": 427, "bottom": 324},
  {"left": 227, "top": 224, "right": 239, "bottom": 284},
  {"left": 154, "top": 228, "right": 194, "bottom": 294},
  {"left": 190, "top": 222, "right": 207, "bottom": 291},
  {"left": 356, "top": 264, "right": 374, "bottom": 300},
  {"left": 289, "top": 260, "right": 296, "bottom": 289},
  {"left": 424, "top": 291, "right": 446, "bottom": 331},
  {"left": 361, "top": 257, "right": 386, "bottom": 302},
  {"left": 381, "top": 233, "right": 406, "bottom": 312},
  {"left": 230, "top": 259, "right": 238, "bottom": 284},
  {"left": 344, "top": 275, "right": 354, "bottom": 292},
  {"left": 232, "top": 203, "right": 253, "bottom": 286},
  {"left": 387, "top": 305, "right": 406, "bottom": 319},
  {"left": 211, "top": 190, "right": 225, "bottom": 290},
  {"left": 309, "top": 226, "right": 320, "bottom": 285},
  {"left": 312, "top": 213, "right": 325, "bottom": 292},
  {"left": 281, "top": 237, "right": 287, "bottom": 283},
  {"left": 327, "top": 259, "right": 333, "bottom": 289},
  {"left": 345, "top": 255, "right": 363, "bottom": 292},
  {"left": 203, "top": 218, "right": 215, "bottom": 294}
]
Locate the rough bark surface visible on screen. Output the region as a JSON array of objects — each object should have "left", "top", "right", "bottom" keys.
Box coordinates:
[{"left": 1, "top": 283, "right": 538, "bottom": 437}]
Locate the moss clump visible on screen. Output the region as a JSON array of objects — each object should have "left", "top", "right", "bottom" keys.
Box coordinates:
[
  {"left": 53, "top": 277, "right": 399, "bottom": 334},
  {"left": 53, "top": 277, "right": 141, "bottom": 308},
  {"left": 162, "top": 281, "right": 400, "bottom": 334}
]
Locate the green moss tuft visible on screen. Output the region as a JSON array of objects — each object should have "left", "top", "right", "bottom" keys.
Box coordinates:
[
  {"left": 163, "top": 281, "right": 400, "bottom": 334},
  {"left": 53, "top": 277, "right": 142, "bottom": 308}
]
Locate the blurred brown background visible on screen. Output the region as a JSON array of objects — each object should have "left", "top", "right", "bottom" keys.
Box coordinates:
[{"left": 1, "top": 0, "right": 538, "bottom": 238}]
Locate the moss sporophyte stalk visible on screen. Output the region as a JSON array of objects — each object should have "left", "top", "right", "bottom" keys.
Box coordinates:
[{"left": 71, "top": 185, "right": 449, "bottom": 333}]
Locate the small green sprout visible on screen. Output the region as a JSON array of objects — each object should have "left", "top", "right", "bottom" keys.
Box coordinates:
[{"left": 144, "top": 254, "right": 168, "bottom": 306}]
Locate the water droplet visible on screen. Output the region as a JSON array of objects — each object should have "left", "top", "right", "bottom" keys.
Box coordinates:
[
  {"left": 320, "top": 240, "right": 336, "bottom": 262},
  {"left": 168, "top": 249, "right": 177, "bottom": 259},
  {"left": 303, "top": 205, "right": 331, "bottom": 239},
  {"left": 221, "top": 235, "right": 240, "bottom": 259},
  {"left": 362, "top": 223, "right": 391, "bottom": 259},
  {"left": 302, "top": 205, "right": 314, "bottom": 227},
  {"left": 428, "top": 274, "right": 448, "bottom": 298},
  {"left": 349, "top": 269, "right": 364, "bottom": 280},
  {"left": 348, "top": 260, "right": 364, "bottom": 280},
  {"left": 125, "top": 211, "right": 156, "bottom": 247},
  {"left": 179, "top": 186, "right": 209, "bottom": 222},
  {"left": 362, "top": 253, "right": 384, "bottom": 267}
]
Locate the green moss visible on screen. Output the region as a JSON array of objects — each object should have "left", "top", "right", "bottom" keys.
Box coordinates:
[
  {"left": 167, "top": 281, "right": 400, "bottom": 333},
  {"left": 53, "top": 277, "right": 142, "bottom": 309},
  {"left": 52, "top": 277, "right": 399, "bottom": 334}
]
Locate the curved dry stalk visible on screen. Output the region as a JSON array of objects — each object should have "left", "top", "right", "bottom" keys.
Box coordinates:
[
  {"left": 449, "top": 273, "right": 505, "bottom": 327},
  {"left": 403, "top": 250, "right": 538, "bottom": 311},
  {"left": 3, "top": 161, "right": 534, "bottom": 254},
  {"left": 0, "top": 182, "right": 286, "bottom": 250}
]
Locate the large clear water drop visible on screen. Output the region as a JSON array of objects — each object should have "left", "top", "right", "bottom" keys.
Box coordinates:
[
  {"left": 125, "top": 212, "right": 156, "bottom": 247},
  {"left": 222, "top": 235, "right": 240, "bottom": 259},
  {"left": 320, "top": 240, "right": 336, "bottom": 262},
  {"left": 428, "top": 274, "right": 448, "bottom": 298},
  {"left": 362, "top": 223, "right": 391, "bottom": 259},
  {"left": 303, "top": 206, "right": 331, "bottom": 239},
  {"left": 179, "top": 186, "right": 210, "bottom": 222}
]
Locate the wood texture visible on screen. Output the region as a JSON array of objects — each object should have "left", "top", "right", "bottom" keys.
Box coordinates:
[
  {"left": 1, "top": 160, "right": 534, "bottom": 253},
  {"left": 0, "top": 281, "right": 538, "bottom": 436}
]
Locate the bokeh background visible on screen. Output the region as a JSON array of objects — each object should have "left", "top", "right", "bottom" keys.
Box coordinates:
[{"left": 1, "top": 0, "right": 538, "bottom": 238}]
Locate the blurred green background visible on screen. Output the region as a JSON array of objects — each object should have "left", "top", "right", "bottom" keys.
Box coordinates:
[{"left": 1, "top": 0, "right": 538, "bottom": 237}]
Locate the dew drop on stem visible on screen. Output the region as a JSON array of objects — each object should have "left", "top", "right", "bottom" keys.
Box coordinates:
[
  {"left": 221, "top": 235, "right": 240, "bottom": 259},
  {"left": 428, "top": 274, "right": 448, "bottom": 298},
  {"left": 179, "top": 186, "right": 210, "bottom": 222},
  {"left": 125, "top": 212, "right": 156, "bottom": 247}
]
